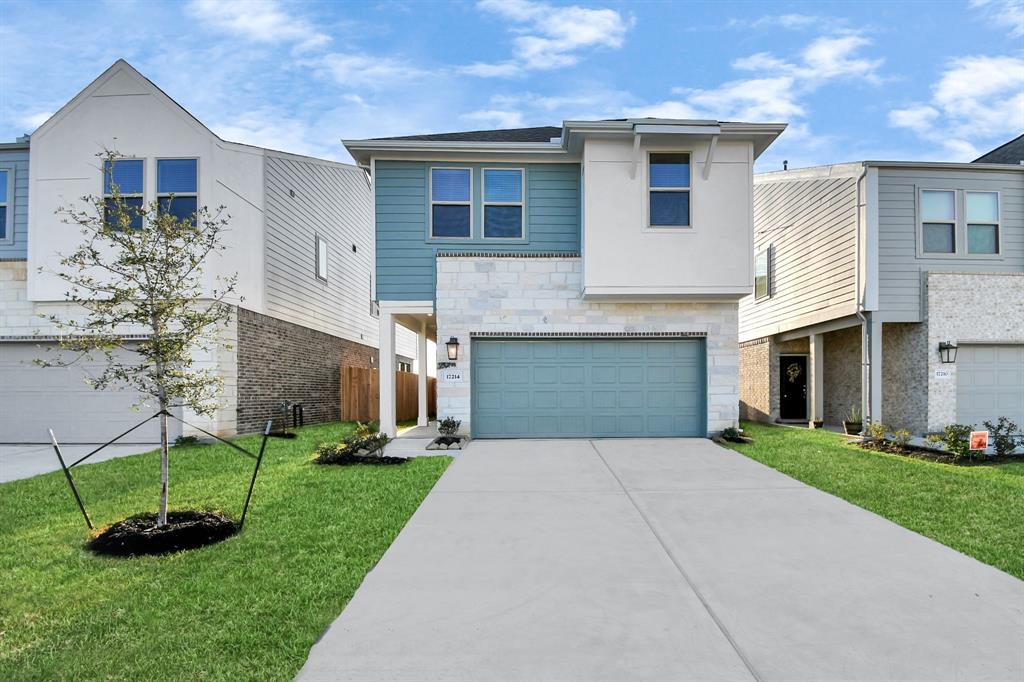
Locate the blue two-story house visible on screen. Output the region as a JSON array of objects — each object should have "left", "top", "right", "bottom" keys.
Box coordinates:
[{"left": 345, "top": 119, "right": 785, "bottom": 438}]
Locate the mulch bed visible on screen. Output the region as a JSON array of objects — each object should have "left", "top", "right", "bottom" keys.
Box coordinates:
[
  {"left": 316, "top": 453, "right": 409, "bottom": 466},
  {"left": 87, "top": 510, "right": 238, "bottom": 557},
  {"left": 857, "top": 440, "right": 1020, "bottom": 466}
]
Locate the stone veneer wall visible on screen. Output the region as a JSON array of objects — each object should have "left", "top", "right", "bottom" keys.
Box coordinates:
[
  {"left": 739, "top": 339, "right": 771, "bottom": 422},
  {"left": 882, "top": 322, "right": 928, "bottom": 433},
  {"left": 434, "top": 255, "right": 740, "bottom": 434},
  {"left": 925, "top": 272, "right": 1024, "bottom": 431},
  {"left": 236, "top": 307, "right": 377, "bottom": 434},
  {"left": 822, "top": 326, "right": 861, "bottom": 425}
]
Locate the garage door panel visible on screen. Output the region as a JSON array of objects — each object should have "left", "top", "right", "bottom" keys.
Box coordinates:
[
  {"left": 957, "top": 344, "right": 1024, "bottom": 428},
  {"left": 472, "top": 338, "right": 706, "bottom": 438}
]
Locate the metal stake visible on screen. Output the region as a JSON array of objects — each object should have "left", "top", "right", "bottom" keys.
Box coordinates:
[
  {"left": 50, "top": 429, "right": 93, "bottom": 530},
  {"left": 238, "top": 420, "right": 273, "bottom": 530}
]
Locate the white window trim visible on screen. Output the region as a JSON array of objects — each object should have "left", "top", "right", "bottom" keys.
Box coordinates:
[
  {"left": 916, "top": 187, "right": 1004, "bottom": 260},
  {"left": 315, "top": 234, "right": 329, "bottom": 282},
  {"left": 644, "top": 150, "right": 693, "bottom": 231},
  {"left": 965, "top": 190, "right": 1002, "bottom": 257},
  {"left": 482, "top": 167, "right": 526, "bottom": 240},
  {"left": 103, "top": 157, "right": 145, "bottom": 229},
  {"left": 156, "top": 157, "right": 200, "bottom": 218},
  {"left": 754, "top": 245, "right": 772, "bottom": 300},
  {"left": 0, "top": 167, "right": 13, "bottom": 245},
  {"left": 428, "top": 166, "right": 473, "bottom": 239}
]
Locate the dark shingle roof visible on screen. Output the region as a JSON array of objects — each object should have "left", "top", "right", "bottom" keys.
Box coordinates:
[
  {"left": 973, "top": 133, "right": 1024, "bottom": 164},
  {"left": 372, "top": 126, "right": 562, "bottom": 143}
]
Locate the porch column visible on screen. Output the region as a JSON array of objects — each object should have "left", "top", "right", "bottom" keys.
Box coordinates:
[
  {"left": 378, "top": 310, "right": 397, "bottom": 437},
  {"left": 868, "top": 318, "right": 883, "bottom": 424},
  {"left": 809, "top": 333, "right": 824, "bottom": 426},
  {"left": 416, "top": 321, "right": 428, "bottom": 427}
]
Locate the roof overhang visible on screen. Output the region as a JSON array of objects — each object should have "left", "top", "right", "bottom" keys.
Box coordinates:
[
  {"left": 342, "top": 139, "right": 568, "bottom": 166},
  {"left": 562, "top": 119, "right": 786, "bottom": 159}
]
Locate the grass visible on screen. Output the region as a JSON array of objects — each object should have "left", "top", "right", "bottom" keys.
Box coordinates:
[
  {"left": 0, "top": 422, "right": 450, "bottom": 681},
  {"left": 725, "top": 421, "right": 1024, "bottom": 580}
]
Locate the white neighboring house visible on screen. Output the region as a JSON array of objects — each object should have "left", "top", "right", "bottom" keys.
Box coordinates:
[{"left": 0, "top": 60, "right": 415, "bottom": 444}]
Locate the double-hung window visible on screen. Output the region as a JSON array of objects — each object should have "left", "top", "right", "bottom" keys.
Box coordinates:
[
  {"left": 483, "top": 168, "right": 524, "bottom": 238},
  {"left": 754, "top": 246, "right": 772, "bottom": 300},
  {"left": 920, "top": 190, "right": 956, "bottom": 254},
  {"left": 430, "top": 168, "right": 471, "bottom": 238},
  {"left": 966, "top": 191, "right": 999, "bottom": 255},
  {"left": 648, "top": 153, "right": 690, "bottom": 228},
  {"left": 157, "top": 158, "right": 198, "bottom": 225},
  {"left": 0, "top": 169, "right": 12, "bottom": 242},
  {"left": 315, "top": 235, "right": 329, "bottom": 282},
  {"left": 103, "top": 159, "right": 144, "bottom": 229}
]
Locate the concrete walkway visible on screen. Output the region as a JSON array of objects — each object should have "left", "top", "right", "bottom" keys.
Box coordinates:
[
  {"left": 298, "top": 438, "right": 1024, "bottom": 682},
  {"left": 0, "top": 443, "right": 153, "bottom": 483}
]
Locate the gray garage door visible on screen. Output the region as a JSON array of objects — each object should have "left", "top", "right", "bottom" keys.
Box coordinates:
[
  {"left": 956, "top": 344, "right": 1024, "bottom": 428},
  {"left": 471, "top": 338, "right": 706, "bottom": 438},
  {"left": 0, "top": 343, "right": 179, "bottom": 444}
]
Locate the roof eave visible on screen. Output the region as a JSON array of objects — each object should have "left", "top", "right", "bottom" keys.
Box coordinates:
[{"left": 342, "top": 139, "right": 568, "bottom": 165}]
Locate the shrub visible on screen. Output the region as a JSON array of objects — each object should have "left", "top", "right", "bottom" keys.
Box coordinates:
[
  {"left": 174, "top": 435, "right": 200, "bottom": 447},
  {"left": 314, "top": 433, "right": 391, "bottom": 464},
  {"left": 891, "top": 429, "right": 912, "bottom": 452},
  {"left": 941, "top": 424, "right": 974, "bottom": 462},
  {"left": 438, "top": 417, "right": 462, "bottom": 437},
  {"left": 983, "top": 417, "right": 1020, "bottom": 457},
  {"left": 924, "top": 434, "right": 945, "bottom": 449},
  {"left": 721, "top": 426, "right": 742, "bottom": 441},
  {"left": 865, "top": 422, "right": 887, "bottom": 442},
  {"left": 354, "top": 421, "right": 377, "bottom": 439}
]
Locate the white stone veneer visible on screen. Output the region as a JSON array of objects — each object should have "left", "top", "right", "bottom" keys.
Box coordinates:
[{"left": 434, "top": 256, "right": 740, "bottom": 435}]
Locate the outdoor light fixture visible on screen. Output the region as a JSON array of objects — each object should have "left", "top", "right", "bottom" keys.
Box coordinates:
[
  {"left": 446, "top": 336, "right": 460, "bottom": 361},
  {"left": 938, "top": 341, "right": 958, "bottom": 364}
]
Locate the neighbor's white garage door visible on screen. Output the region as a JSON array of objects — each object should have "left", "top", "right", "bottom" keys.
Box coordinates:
[
  {"left": 0, "top": 343, "right": 179, "bottom": 444},
  {"left": 956, "top": 344, "right": 1024, "bottom": 428}
]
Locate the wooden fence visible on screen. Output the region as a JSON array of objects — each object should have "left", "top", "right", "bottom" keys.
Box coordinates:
[{"left": 340, "top": 367, "right": 437, "bottom": 423}]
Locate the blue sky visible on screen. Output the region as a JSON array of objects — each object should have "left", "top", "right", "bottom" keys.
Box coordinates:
[{"left": 1, "top": 0, "right": 1021, "bottom": 170}]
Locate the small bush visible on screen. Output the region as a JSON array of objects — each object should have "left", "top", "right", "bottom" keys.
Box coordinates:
[
  {"left": 865, "top": 422, "right": 887, "bottom": 442},
  {"left": 983, "top": 417, "right": 1020, "bottom": 457},
  {"left": 174, "top": 435, "right": 200, "bottom": 447},
  {"left": 942, "top": 424, "right": 974, "bottom": 462},
  {"left": 314, "top": 433, "right": 392, "bottom": 464},
  {"left": 438, "top": 417, "right": 461, "bottom": 437},
  {"left": 924, "top": 434, "right": 945, "bottom": 449},
  {"left": 721, "top": 426, "right": 742, "bottom": 442},
  {"left": 891, "top": 429, "right": 912, "bottom": 452},
  {"left": 353, "top": 421, "right": 377, "bottom": 439}
]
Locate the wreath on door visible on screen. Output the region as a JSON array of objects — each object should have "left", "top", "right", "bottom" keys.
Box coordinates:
[{"left": 786, "top": 362, "right": 802, "bottom": 383}]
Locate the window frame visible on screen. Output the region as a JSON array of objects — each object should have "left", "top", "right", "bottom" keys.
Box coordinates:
[
  {"left": 156, "top": 157, "right": 200, "bottom": 224},
  {"left": 482, "top": 167, "right": 526, "bottom": 240},
  {"left": 916, "top": 187, "right": 1004, "bottom": 260},
  {"left": 0, "top": 167, "right": 13, "bottom": 245},
  {"left": 102, "top": 157, "right": 145, "bottom": 230},
  {"left": 315, "top": 234, "right": 329, "bottom": 282},
  {"left": 645, "top": 150, "right": 693, "bottom": 231},
  {"left": 965, "top": 190, "right": 1001, "bottom": 256},
  {"left": 428, "top": 166, "right": 473, "bottom": 240},
  {"left": 754, "top": 245, "right": 772, "bottom": 300}
]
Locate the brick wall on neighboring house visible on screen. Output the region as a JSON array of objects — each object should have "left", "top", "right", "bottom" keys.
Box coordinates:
[
  {"left": 882, "top": 322, "right": 929, "bottom": 433},
  {"left": 823, "top": 326, "right": 861, "bottom": 425},
  {"left": 235, "top": 307, "right": 377, "bottom": 434},
  {"left": 739, "top": 338, "right": 771, "bottom": 422}
]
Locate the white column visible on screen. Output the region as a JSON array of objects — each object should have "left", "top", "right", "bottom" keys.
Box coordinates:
[
  {"left": 378, "top": 310, "right": 397, "bottom": 437},
  {"left": 416, "top": 321, "right": 428, "bottom": 427},
  {"left": 809, "top": 333, "right": 824, "bottom": 426},
  {"left": 869, "top": 318, "right": 883, "bottom": 424}
]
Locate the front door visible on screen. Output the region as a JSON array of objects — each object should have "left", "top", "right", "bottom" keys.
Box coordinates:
[{"left": 779, "top": 355, "right": 808, "bottom": 421}]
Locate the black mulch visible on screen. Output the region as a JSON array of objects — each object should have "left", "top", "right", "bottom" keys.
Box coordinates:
[
  {"left": 87, "top": 510, "right": 238, "bottom": 557},
  {"left": 316, "top": 453, "right": 409, "bottom": 466}
]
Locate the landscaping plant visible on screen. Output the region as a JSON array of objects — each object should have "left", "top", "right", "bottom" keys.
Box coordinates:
[
  {"left": 438, "top": 417, "right": 462, "bottom": 437},
  {"left": 314, "top": 432, "right": 398, "bottom": 465},
  {"left": 865, "top": 422, "right": 887, "bottom": 442},
  {"left": 941, "top": 424, "right": 974, "bottom": 462},
  {"left": 983, "top": 417, "right": 1021, "bottom": 457},
  {"left": 39, "top": 150, "right": 237, "bottom": 529},
  {"left": 891, "top": 429, "right": 912, "bottom": 452}
]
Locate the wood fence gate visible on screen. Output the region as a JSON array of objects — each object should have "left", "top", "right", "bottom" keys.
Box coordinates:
[{"left": 340, "top": 367, "right": 437, "bottom": 423}]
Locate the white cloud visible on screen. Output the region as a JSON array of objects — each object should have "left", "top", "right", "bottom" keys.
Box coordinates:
[
  {"left": 731, "top": 36, "right": 883, "bottom": 85},
  {"left": 461, "top": 109, "right": 525, "bottom": 128},
  {"left": 211, "top": 109, "right": 328, "bottom": 158},
  {"left": 187, "top": 0, "right": 330, "bottom": 51},
  {"left": 970, "top": 0, "right": 1024, "bottom": 37},
  {"left": 310, "top": 53, "right": 429, "bottom": 89},
  {"left": 890, "top": 55, "right": 1024, "bottom": 159},
  {"left": 728, "top": 14, "right": 821, "bottom": 30},
  {"left": 20, "top": 111, "right": 53, "bottom": 131},
  {"left": 467, "top": 0, "right": 633, "bottom": 77}
]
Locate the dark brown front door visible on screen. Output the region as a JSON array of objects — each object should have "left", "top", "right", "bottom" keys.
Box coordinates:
[{"left": 779, "top": 355, "right": 808, "bottom": 421}]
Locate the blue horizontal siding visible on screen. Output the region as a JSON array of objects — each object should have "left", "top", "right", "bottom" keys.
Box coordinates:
[
  {"left": 0, "top": 149, "right": 29, "bottom": 259},
  {"left": 375, "top": 160, "right": 581, "bottom": 301}
]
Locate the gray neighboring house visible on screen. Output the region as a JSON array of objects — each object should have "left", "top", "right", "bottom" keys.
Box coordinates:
[{"left": 738, "top": 158, "right": 1023, "bottom": 434}]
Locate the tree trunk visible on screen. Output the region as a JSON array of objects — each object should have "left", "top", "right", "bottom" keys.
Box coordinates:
[{"left": 158, "top": 407, "right": 169, "bottom": 527}]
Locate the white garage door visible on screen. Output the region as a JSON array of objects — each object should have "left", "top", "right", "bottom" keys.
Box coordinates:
[
  {"left": 0, "top": 343, "right": 180, "bottom": 444},
  {"left": 956, "top": 344, "right": 1024, "bottom": 428}
]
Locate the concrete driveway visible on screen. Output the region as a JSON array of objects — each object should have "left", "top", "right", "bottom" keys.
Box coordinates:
[
  {"left": 298, "top": 438, "right": 1024, "bottom": 682},
  {"left": 0, "top": 443, "right": 153, "bottom": 483}
]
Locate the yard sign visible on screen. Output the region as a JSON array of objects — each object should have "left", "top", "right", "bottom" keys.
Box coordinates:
[{"left": 969, "top": 431, "right": 989, "bottom": 450}]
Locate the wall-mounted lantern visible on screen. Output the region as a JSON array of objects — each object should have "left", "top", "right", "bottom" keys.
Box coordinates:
[
  {"left": 938, "top": 341, "right": 958, "bottom": 364},
  {"left": 445, "top": 337, "right": 460, "bottom": 362}
]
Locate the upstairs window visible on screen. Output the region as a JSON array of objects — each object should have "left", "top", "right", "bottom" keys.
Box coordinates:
[
  {"left": 483, "top": 168, "right": 524, "bottom": 238},
  {"left": 157, "top": 159, "right": 198, "bottom": 225},
  {"left": 966, "top": 191, "right": 999, "bottom": 255},
  {"left": 648, "top": 153, "right": 690, "bottom": 228},
  {"left": 315, "top": 235, "right": 329, "bottom": 282},
  {"left": 0, "top": 169, "right": 11, "bottom": 242},
  {"left": 755, "top": 246, "right": 772, "bottom": 300},
  {"left": 430, "top": 168, "right": 471, "bottom": 238},
  {"left": 103, "top": 159, "right": 144, "bottom": 229},
  {"left": 921, "top": 190, "right": 955, "bottom": 254}
]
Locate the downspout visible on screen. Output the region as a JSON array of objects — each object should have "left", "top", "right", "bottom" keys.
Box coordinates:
[{"left": 854, "top": 163, "right": 870, "bottom": 429}]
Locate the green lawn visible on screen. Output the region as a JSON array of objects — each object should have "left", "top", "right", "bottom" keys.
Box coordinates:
[
  {"left": 726, "top": 421, "right": 1024, "bottom": 580},
  {"left": 0, "top": 422, "right": 450, "bottom": 681}
]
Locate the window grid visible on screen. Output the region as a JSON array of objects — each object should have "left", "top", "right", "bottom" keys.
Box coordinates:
[
  {"left": 482, "top": 167, "right": 525, "bottom": 239},
  {"left": 648, "top": 152, "right": 691, "bottom": 228},
  {"left": 103, "top": 159, "right": 144, "bottom": 230},
  {"left": 157, "top": 158, "right": 199, "bottom": 225},
  {"left": 430, "top": 167, "right": 472, "bottom": 239}
]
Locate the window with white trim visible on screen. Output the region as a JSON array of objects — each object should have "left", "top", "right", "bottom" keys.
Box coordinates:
[
  {"left": 103, "top": 159, "right": 144, "bottom": 230},
  {"left": 966, "top": 191, "right": 999, "bottom": 255},
  {"left": 920, "top": 189, "right": 955, "bottom": 254},
  {"left": 648, "top": 153, "right": 690, "bottom": 227},
  {"left": 483, "top": 168, "right": 524, "bottom": 238},
  {"left": 430, "top": 168, "right": 471, "bottom": 238},
  {"left": 157, "top": 158, "right": 198, "bottom": 225},
  {"left": 755, "top": 246, "right": 772, "bottom": 300},
  {"left": 315, "top": 235, "right": 329, "bottom": 281},
  {"left": 0, "top": 169, "right": 12, "bottom": 242}
]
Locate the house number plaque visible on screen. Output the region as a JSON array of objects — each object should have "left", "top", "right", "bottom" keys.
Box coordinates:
[{"left": 441, "top": 369, "right": 463, "bottom": 382}]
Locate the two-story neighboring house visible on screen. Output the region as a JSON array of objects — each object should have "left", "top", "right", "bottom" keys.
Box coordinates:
[
  {"left": 738, "top": 159, "right": 1024, "bottom": 435},
  {"left": 345, "top": 119, "right": 785, "bottom": 438},
  {"left": 0, "top": 60, "right": 415, "bottom": 444}
]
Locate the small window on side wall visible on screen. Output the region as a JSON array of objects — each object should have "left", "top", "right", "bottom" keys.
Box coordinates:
[
  {"left": 0, "top": 169, "right": 11, "bottom": 242},
  {"left": 103, "top": 159, "right": 144, "bottom": 230},
  {"left": 430, "top": 168, "right": 471, "bottom": 238},
  {"left": 755, "top": 246, "right": 772, "bottom": 300},
  {"left": 649, "top": 153, "right": 690, "bottom": 227},
  {"left": 157, "top": 159, "right": 198, "bottom": 225},
  {"left": 921, "top": 190, "right": 955, "bottom": 254},
  {"left": 966, "top": 191, "right": 999, "bottom": 255},
  {"left": 315, "top": 235, "right": 328, "bottom": 282},
  {"left": 483, "top": 168, "right": 524, "bottom": 238}
]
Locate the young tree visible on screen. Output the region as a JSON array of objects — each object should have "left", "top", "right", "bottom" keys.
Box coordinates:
[{"left": 39, "top": 151, "right": 237, "bottom": 527}]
